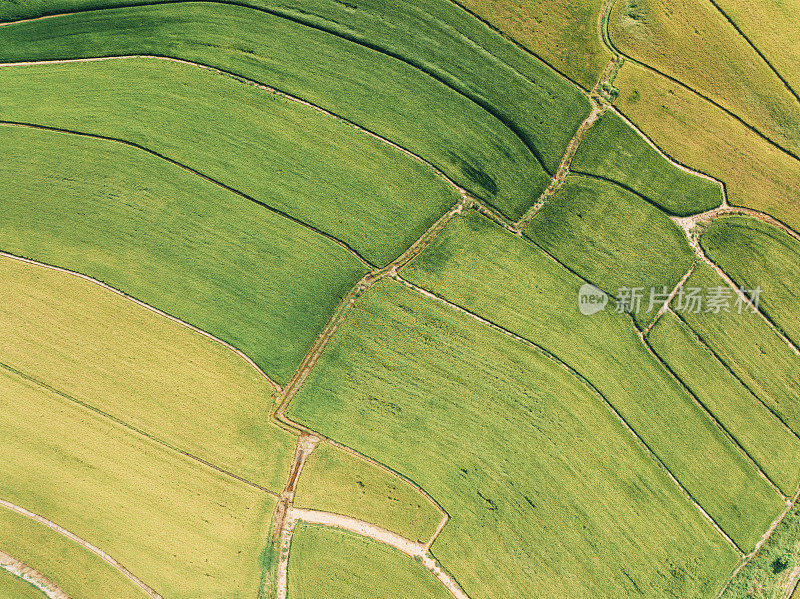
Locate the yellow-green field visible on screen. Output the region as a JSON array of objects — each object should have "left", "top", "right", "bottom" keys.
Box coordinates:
[
  {"left": 0, "top": 254, "right": 296, "bottom": 493},
  {"left": 0, "top": 569, "right": 46, "bottom": 599},
  {"left": 614, "top": 63, "right": 800, "bottom": 230},
  {"left": 0, "top": 508, "right": 146, "bottom": 599},
  {"left": 1, "top": 366, "right": 276, "bottom": 599},
  {"left": 293, "top": 443, "right": 444, "bottom": 544}
]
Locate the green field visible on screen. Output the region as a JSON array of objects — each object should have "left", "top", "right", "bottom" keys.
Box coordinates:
[
  {"left": 402, "top": 212, "right": 783, "bottom": 552},
  {"left": 524, "top": 174, "right": 696, "bottom": 325},
  {"left": 0, "top": 58, "right": 459, "bottom": 267},
  {"left": 0, "top": 125, "right": 369, "bottom": 386},
  {"left": 0, "top": 367, "right": 277, "bottom": 599},
  {"left": 571, "top": 111, "right": 723, "bottom": 215},
  {"left": 679, "top": 263, "right": 800, "bottom": 439},
  {"left": 288, "top": 523, "right": 450, "bottom": 599},
  {"left": 614, "top": 63, "right": 800, "bottom": 231},
  {"left": 648, "top": 311, "right": 800, "bottom": 497},
  {"left": 293, "top": 443, "right": 444, "bottom": 544},
  {"left": 0, "top": 508, "right": 146, "bottom": 599},
  {"left": 0, "top": 570, "right": 46, "bottom": 599},
  {"left": 609, "top": 0, "right": 800, "bottom": 156},
  {"left": 0, "top": 255, "right": 296, "bottom": 492},
  {"left": 0, "top": 0, "right": 593, "bottom": 218},
  {"left": 288, "top": 276, "right": 740, "bottom": 598},
  {"left": 455, "top": 0, "right": 612, "bottom": 90},
  {"left": 700, "top": 216, "right": 800, "bottom": 348}
]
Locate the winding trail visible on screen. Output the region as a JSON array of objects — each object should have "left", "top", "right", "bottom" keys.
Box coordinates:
[
  {"left": 282, "top": 508, "right": 469, "bottom": 599},
  {"left": 0, "top": 550, "right": 71, "bottom": 599},
  {"left": 0, "top": 500, "right": 162, "bottom": 599}
]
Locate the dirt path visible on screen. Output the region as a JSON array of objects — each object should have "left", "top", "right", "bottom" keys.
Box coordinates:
[
  {"left": 283, "top": 508, "right": 470, "bottom": 599},
  {"left": 0, "top": 500, "right": 161, "bottom": 599},
  {"left": 512, "top": 103, "right": 606, "bottom": 232},
  {"left": 0, "top": 550, "right": 71, "bottom": 599}
]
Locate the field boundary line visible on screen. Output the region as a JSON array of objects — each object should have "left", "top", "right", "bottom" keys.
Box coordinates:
[
  {"left": 598, "top": 0, "right": 800, "bottom": 165},
  {"left": 0, "top": 119, "right": 374, "bottom": 270},
  {"left": 286, "top": 508, "right": 470, "bottom": 599},
  {"left": 513, "top": 103, "right": 606, "bottom": 231},
  {"left": 671, "top": 309, "right": 800, "bottom": 445},
  {"left": 641, "top": 261, "right": 698, "bottom": 335},
  {"left": 391, "top": 272, "right": 744, "bottom": 555},
  {"left": 0, "top": 500, "right": 162, "bottom": 599},
  {"left": 716, "top": 485, "right": 800, "bottom": 598},
  {"left": 670, "top": 220, "right": 800, "bottom": 359},
  {"left": 0, "top": 550, "right": 72, "bottom": 599},
  {"left": 0, "top": 0, "right": 553, "bottom": 176},
  {"left": 672, "top": 205, "right": 800, "bottom": 244},
  {"left": 0, "top": 358, "right": 280, "bottom": 498},
  {"left": 640, "top": 330, "right": 788, "bottom": 501},
  {"left": 705, "top": 0, "right": 800, "bottom": 106},
  {"left": 273, "top": 198, "right": 469, "bottom": 420}
]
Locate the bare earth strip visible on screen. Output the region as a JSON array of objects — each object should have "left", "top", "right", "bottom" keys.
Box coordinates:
[
  {"left": 0, "top": 550, "right": 71, "bottom": 599},
  {"left": 0, "top": 500, "right": 161, "bottom": 599},
  {"left": 283, "top": 508, "right": 470, "bottom": 599}
]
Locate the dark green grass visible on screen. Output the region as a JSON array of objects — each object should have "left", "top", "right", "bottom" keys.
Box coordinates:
[
  {"left": 402, "top": 212, "right": 784, "bottom": 552},
  {"left": 571, "top": 111, "right": 723, "bottom": 215},
  {"left": 524, "top": 174, "right": 696, "bottom": 326},
  {"left": 680, "top": 263, "right": 800, "bottom": 439},
  {"left": 700, "top": 215, "right": 800, "bottom": 348},
  {"left": 0, "top": 58, "right": 460, "bottom": 267},
  {"left": 288, "top": 278, "right": 738, "bottom": 599},
  {"left": 648, "top": 311, "right": 800, "bottom": 497},
  {"left": 0, "top": 125, "right": 368, "bottom": 385},
  {"left": 288, "top": 523, "right": 450, "bottom": 599},
  {"left": 0, "top": 0, "right": 594, "bottom": 217}
]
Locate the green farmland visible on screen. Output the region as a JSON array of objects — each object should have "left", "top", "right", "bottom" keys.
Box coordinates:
[{"left": 1, "top": 0, "right": 799, "bottom": 596}]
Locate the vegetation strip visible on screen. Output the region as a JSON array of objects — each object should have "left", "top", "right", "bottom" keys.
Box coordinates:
[
  {"left": 0, "top": 119, "right": 373, "bottom": 269},
  {"left": 0, "top": 551, "right": 70, "bottom": 599},
  {"left": 0, "top": 1, "right": 559, "bottom": 178},
  {"left": 0, "top": 501, "right": 162, "bottom": 599}
]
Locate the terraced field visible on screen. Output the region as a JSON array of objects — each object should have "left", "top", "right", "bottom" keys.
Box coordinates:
[{"left": 1, "top": 0, "right": 799, "bottom": 597}]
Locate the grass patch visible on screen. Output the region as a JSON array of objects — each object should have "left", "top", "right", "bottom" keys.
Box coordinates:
[
  {"left": 679, "top": 263, "right": 800, "bottom": 439},
  {"left": 524, "top": 174, "right": 696, "bottom": 326},
  {"left": 402, "top": 212, "right": 784, "bottom": 553},
  {"left": 0, "top": 254, "right": 296, "bottom": 493},
  {"left": 571, "top": 110, "right": 723, "bottom": 215},
  {"left": 0, "top": 367, "right": 277, "bottom": 599},
  {"left": 0, "top": 0, "right": 595, "bottom": 217},
  {"left": 0, "top": 125, "right": 368, "bottom": 386},
  {"left": 293, "top": 443, "right": 444, "bottom": 544},
  {"left": 700, "top": 215, "right": 800, "bottom": 348},
  {"left": 648, "top": 311, "right": 800, "bottom": 497},
  {"left": 0, "top": 58, "right": 460, "bottom": 266},
  {"left": 613, "top": 63, "right": 800, "bottom": 231},
  {"left": 0, "top": 568, "right": 47, "bottom": 599},
  {"left": 720, "top": 501, "right": 800, "bottom": 599},
  {"left": 288, "top": 276, "right": 739, "bottom": 598},
  {"left": 610, "top": 0, "right": 800, "bottom": 155},
  {"left": 288, "top": 523, "right": 450, "bottom": 599},
  {"left": 0, "top": 508, "right": 145, "bottom": 599}
]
